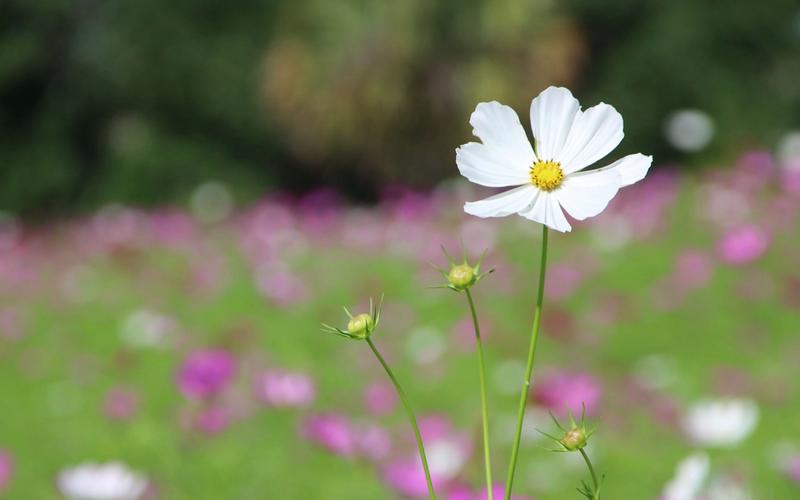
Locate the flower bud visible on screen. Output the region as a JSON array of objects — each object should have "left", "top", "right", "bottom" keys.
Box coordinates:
[
  {"left": 321, "top": 296, "right": 383, "bottom": 341},
  {"left": 560, "top": 426, "right": 588, "bottom": 451},
  {"left": 447, "top": 263, "right": 477, "bottom": 291},
  {"left": 347, "top": 313, "right": 375, "bottom": 339}
]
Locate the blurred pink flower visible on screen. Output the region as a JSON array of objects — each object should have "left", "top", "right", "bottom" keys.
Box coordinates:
[
  {"left": 355, "top": 424, "right": 392, "bottom": 461},
  {"left": 254, "top": 370, "right": 316, "bottom": 408},
  {"left": 477, "top": 484, "right": 531, "bottom": 500},
  {"left": 255, "top": 264, "right": 308, "bottom": 306},
  {"left": 544, "top": 264, "right": 585, "bottom": 301},
  {"left": 783, "top": 454, "right": 800, "bottom": 483},
  {"left": 363, "top": 381, "right": 398, "bottom": 416},
  {"left": 674, "top": 249, "right": 713, "bottom": 290},
  {"left": 533, "top": 371, "right": 602, "bottom": 417},
  {"left": 149, "top": 209, "right": 197, "bottom": 248},
  {"left": 718, "top": 225, "right": 770, "bottom": 265},
  {"left": 176, "top": 350, "right": 236, "bottom": 401},
  {"left": 382, "top": 457, "right": 437, "bottom": 498},
  {"left": 382, "top": 415, "right": 473, "bottom": 497},
  {"left": 783, "top": 170, "right": 800, "bottom": 195},
  {"left": 297, "top": 188, "right": 342, "bottom": 236},
  {"left": 451, "top": 316, "right": 492, "bottom": 352},
  {"left": 103, "top": 387, "right": 139, "bottom": 421},
  {"left": 0, "top": 307, "right": 25, "bottom": 341},
  {"left": 0, "top": 450, "right": 12, "bottom": 491},
  {"left": 195, "top": 406, "right": 230, "bottom": 435},
  {"left": 301, "top": 413, "right": 357, "bottom": 457}
]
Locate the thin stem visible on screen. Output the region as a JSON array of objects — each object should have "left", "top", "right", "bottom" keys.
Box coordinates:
[
  {"left": 465, "top": 289, "right": 493, "bottom": 500},
  {"left": 367, "top": 338, "right": 436, "bottom": 499},
  {"left": 580, "top": 448, "right": 600, "bottom": 500},
  {"left": 505, "top": 226, "right": 549, "bottom": 500}
]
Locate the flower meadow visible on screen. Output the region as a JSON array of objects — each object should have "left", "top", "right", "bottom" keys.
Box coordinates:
[{"left": 1, "top": 141, "right": 800, "bottom": 498}]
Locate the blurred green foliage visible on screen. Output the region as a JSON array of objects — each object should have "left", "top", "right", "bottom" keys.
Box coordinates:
[{"left": 1, "top": 0, "right": 800, "bottom": 216}]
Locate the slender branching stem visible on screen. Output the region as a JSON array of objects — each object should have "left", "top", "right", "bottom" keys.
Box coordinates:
[
  {"left": 505, "top": 226, "right": 549, "bottom": 499},
  {"left": 465, "top": 289, "right": 493, "bottom": 500},
  {"left": 366, "top": 338, "right": 436, "bottom": 499},
  {"left": 580, "top": 448, "right": 600, "bottom": 500}
]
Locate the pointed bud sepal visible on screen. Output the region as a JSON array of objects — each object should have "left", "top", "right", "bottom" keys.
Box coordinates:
[
  {"left": 432, "top": 245, "right": 494, "bottom": 292},
  {"left": 321, "top": 295, "right": 383, "bottom": 340},
  {"left": 538, "top": 405, "right": 596, "bottom": 453}
]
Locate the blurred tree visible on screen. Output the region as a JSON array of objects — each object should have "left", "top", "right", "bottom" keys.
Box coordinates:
[
  {"left": 1, "top": 0, "right": 799, "bottom": 216},
  {"left": 566, "top": 0, "right": 800, "bottom": 162}
]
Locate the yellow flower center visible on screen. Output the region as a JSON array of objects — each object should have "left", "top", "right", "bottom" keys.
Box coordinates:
[{"left": 530, "top": 160, "right": 564, "bottom": 191}]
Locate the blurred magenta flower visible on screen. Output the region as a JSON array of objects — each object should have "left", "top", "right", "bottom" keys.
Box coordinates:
[
  {"left": 533, "top": 371, "right": 602, "bottom": 417},
  {"left": 301, "top": 413, "right": 357, "bottom": 457},
  {"left": 718, "top": 225, "right": 770, "bottom": 265},
  {"left": 195, "top": 406, "right": 230, "bottom": 435},
  {"left": 176, "top": 349, "right": 236, "bottom": 401},
  {"left": 149, "top": 209, "right": 197, "bottom": 248},
  {"left": 382, "top": 415, "right": 473, "bottom": 497},
  {"left": 103, "top": 387, "right": 139, "bottom": 421},
  {"left": 255, "top": 370, "right": 316, "bottom": 408},
  {"left": 363, "top": 381, "right": 398, "bottom": 416},
  {"left": 477, "top": 484, "right": 531, "bottom": 500},
  {"left": 382, "top": 457, "right": 438, "bottom": 498},
  {"left": 0, "top": 450, "right": 13, "bottom": 492}
]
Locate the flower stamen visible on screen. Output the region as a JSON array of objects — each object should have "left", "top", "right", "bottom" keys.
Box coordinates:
[{"left": 530, "top": 160, "right": 564, "bottom": 191}]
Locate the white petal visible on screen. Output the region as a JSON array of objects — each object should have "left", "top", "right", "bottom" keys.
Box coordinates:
[
  {"left": 456, "top": 142, "right": 531, "bottom": 187},
  {"left": 556, "top": 168, "right": 622, "bottom": 220},
  {"left": 559, "top": 102, "right": 624, "bottom": 173},
  {"left": 519, "top": 191, "right": 572, "bottom": 232},
  {"left": 529, "top": 87, "right": 581, "bottom": 162},
  {"left": 464, "top": 185, "right": 538, "bottom": 218},
  {"left": 470, "top": 101, "right": 536, "bottom": 168},
  {"left": 586, "top": 153, "right": 652, "bottom": 187}
]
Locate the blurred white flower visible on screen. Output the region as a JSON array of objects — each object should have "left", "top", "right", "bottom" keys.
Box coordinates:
[
  {"left": 664, "top": 109, "right": 715, "bottom": 152},
  {"left": 590, "top": 214, "right": 632, "bottom": 252},
  {"left": 683, "top": 398, "right": 759, "bottom": 448},
  {"left": 706, "top": 476, "right": 752, "bottom": 500},
  {"left": 405, "top": 326, "right": 445, "bottom": 365},
  {"left": 777, "top": 130, "right": 800, "bottom": 171},
  {"left": 426, "top": 440, "right": 469, "bottom": 481},
  {"left": 457, "top": 86, "right": 652, "bottom": 232},
  {"left": 119, "top": 309, "right": 175, "bottom": 348},
  {"left": 661, "top": 452, "right": 709, "bottom": 500},
  {"left": 191, "top": 181, "right": 233, "bottom": 223},
  {"left": 57, "top": 462, "right": 147, "bottom": 500}
]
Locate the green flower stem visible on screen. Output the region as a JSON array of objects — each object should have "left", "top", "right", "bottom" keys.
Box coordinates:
[
  {"left": 366, "top": 338, "right": 436, "bottom": 499},
  {"left": 580, "top": 448, "right": 600, "bottom": 500},
  {"left": 505, "top": 225, "right": 549, "bottom": 500},
  {"left": 465, "top": 289, "right": 494, "bottom": 500}
]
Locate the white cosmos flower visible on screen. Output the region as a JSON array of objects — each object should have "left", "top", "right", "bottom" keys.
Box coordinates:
[
  {"left": 57, "top": 462, "right": 148, "bottom": 500},
  {"left": 682, "top": 398, "right": 759, "bottom": 448},
  {"left": 661, "top": 452, "right": 710, "bottom": 500},
  {"left": 456, "top": 86, "right": 652, "bottom": 232}
]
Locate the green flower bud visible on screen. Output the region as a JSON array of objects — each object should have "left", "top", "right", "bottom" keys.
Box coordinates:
[
  {"left": 322, "top": 296, "right": 383, "bottom": 341},
  {"left": 560, "top": 426, "right": 588, "bottom": 451},
  {"left": 447, "top": 263, "right": 477, "bottom": 290},
  {"left": 347, "top": 313, "right": 375, "bottom": 339}
]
